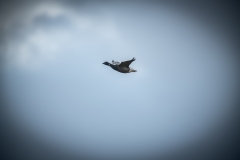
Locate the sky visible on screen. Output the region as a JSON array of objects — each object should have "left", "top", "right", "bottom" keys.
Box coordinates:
[{"left": 0, "top": 1, "right": 239, "bottom": 159}]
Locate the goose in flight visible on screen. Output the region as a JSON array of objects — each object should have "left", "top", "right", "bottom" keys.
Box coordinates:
[{"left": 103, "top": 57, "right": 137, "bottom": 73}]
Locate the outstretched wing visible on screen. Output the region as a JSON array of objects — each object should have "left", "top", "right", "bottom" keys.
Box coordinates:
[{"left": 119, "top": 57, "right": 136, "bottom": 68}]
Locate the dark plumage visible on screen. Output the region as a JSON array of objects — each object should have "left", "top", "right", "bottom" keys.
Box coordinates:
[{"left": 103, "top": 57, "right": 137, "bottom": 73}]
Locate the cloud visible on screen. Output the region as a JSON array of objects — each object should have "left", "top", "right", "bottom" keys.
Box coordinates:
[{"left": 3, "top": 2, "right": 123, "bottom": 70}]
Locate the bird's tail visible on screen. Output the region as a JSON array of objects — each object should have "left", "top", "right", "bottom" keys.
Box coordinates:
[{"left": 130, "top": 68, "right": 137, "bottom": 72}]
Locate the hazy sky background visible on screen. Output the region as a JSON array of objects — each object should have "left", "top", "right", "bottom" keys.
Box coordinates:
[{"left": 0, "top": 1, "right": 239, "bottom": 159}]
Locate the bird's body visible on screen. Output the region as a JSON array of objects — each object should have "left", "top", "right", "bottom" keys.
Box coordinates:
[{"left": 103, "top": 57, "right": 137, "bottom": 73}]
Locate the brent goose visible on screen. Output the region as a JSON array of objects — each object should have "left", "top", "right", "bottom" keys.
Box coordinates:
[{"left": 103, "top": 57, "right": 137, "bottom": 73}]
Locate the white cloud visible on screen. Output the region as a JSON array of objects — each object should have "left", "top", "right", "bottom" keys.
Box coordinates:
[{"left": 4, "top": 2, "right": 124, "bottom": 70}]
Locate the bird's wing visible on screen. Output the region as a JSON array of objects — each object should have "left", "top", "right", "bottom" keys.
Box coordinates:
[
  {"left": 119, "top": 57, "right": 136, "bottom": 68},
  {"left": 112, "top": 60, "right": 121, "bottom": 65}
]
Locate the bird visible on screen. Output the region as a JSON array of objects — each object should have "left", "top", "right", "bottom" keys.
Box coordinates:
[{"left": 103, "top": 57, "right": 137, "bottom": 73}]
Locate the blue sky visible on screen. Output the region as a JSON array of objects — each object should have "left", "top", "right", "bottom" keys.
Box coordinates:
[{"left": 1, "top": 1, "right": 239, "bottom": 158}]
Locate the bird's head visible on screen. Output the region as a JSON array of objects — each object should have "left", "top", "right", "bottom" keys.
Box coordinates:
[{"left": 103, "top": 62, "right": 110, "bottom": 66}]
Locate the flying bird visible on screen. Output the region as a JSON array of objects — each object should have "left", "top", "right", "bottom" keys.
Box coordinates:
[{"left": 103, "top": 57, "right": 137, "bottom": 73}]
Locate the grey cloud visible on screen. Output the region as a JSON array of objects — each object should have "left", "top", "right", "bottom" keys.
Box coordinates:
[{"left": 32, "top": 14, "right": 72, "bottom": 30}]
